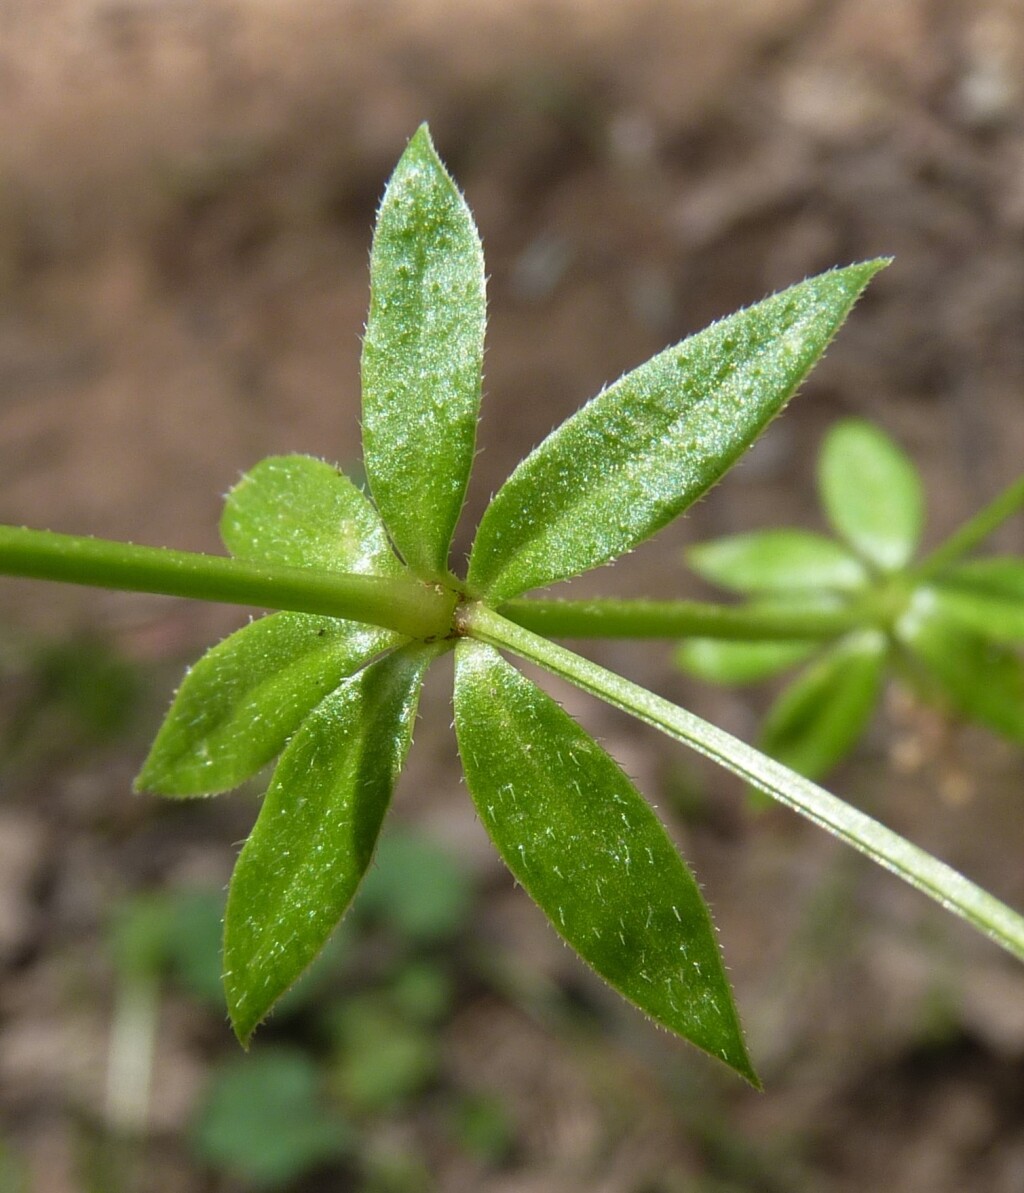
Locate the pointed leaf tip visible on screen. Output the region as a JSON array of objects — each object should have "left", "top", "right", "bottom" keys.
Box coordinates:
[
  {"left": 361, "top": 124, "right": 486, "bottom": 582},
  {"left": 469, "top": 260, "right": 888, "bottom": 602},
  {"left": 136, "top": 612, "right": 397, "bottom": 798},
  {"left": 453, "top": 640, "right": 757, "bottom": 1083},
  {"left": 224, "top": 643, "right": 439, "bottom": 1043}
]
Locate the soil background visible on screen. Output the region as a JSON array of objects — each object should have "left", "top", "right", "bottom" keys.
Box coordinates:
[{"left": 1, "top": 1, "right": 1023, "bottom": 1190}]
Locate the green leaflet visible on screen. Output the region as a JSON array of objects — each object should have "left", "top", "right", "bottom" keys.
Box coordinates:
[
  {"left": 453, "top": 640, "right": 757, "bottom": 1083},
  {"left": 191, "top": 1050, "right": 352, "bottom": 1186},
  {"left": 221, "top": 454, "right": 402, "bottom": 576},
  {"left": 460, "top": 603, "right": 1024, "bottom": 969},
  {"left": 136, "top": 613, "right": 398, "bottom": 796},
  {"left": 898, "top": 596, "right": 1024, "bottom": 744},
  {"left": 138, "top": 454, "right": 404, "bottom": 795},
  {"left": 224, "top": 642, "right": 439, "bottom": 1044},
  {"left": 818, "top": 419, "right": 924, "bottom": 572},
  {"left": 361, "top": 124, "right": 486, "bottom": 582},
  {"left": 675, "top": 637, "right": 818, "bottom": 686},
  {"left": 468, "top": 261, "right": 888, "bottom": 603},
  {"left": 356, "top": 832, "right": 473, "bottom": 945},
  {"left": 760, "top": 631, "right": 887, "bottom": 781},
  {"left": 929, "top": 558, "right": 1024, "bottom": 643},
  {"left": 687, "top": 529, "right": 867, "bottom": 594}
]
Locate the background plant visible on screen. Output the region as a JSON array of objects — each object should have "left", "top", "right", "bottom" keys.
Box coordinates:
[
  {"left": 106, "top": 830, "right": 494, "bottom": 1191},
  {"left": 1, "top": 126, "right": 1022, "bottom": 1089},
  {"left": 676, "top": 417, "right": 1024, "bottom": 783}
]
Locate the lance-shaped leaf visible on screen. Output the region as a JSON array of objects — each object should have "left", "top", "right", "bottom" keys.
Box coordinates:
[
  {"left": 468, "top": 261, "right": 887, "bottom": 603},
  {"left": 759, "top": 631, "right": 887, "bottom": 780},
  {"left": 929, "top": 558, "right": 1024, "bottom": 644},
  {"left": 818, "top": 419, "right": 923, "bottom": 572},
  {"left": 361, "top": 124, "right": 486, "bottom": 581},
  {"left": 137, "top": 613, "right": 399, "bottom": 796},
  {"left": 675, "top": 636, "right": 818, "bottom": 686},
  {"left": 453, "top": 640, "right": 757, "bottom": 1083},
  {"left": 224, "top": 643, "right": 438, "bottom": 1044},
  {"left": 687, "top": 530, "right": 867, "bottom": 594},
  {"left": 898, "top": 596, "right": 1024, "bottom": 744}
]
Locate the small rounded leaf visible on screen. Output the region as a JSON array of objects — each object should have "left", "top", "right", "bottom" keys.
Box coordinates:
[
  {"left": 818, "top": 420, "right": 924, "bottom": 571},
  {"left": 675, "top": 637, "right": 817, "bottom": 686},
  {"left": 221, "top": 454, "right": 402, "bottom": 576},
  {"left": 191, "top": 1050, "right": 352, "bottom": 1187},
  {"left": 687, "top": 530, "right": 867, "bottom": 594}
]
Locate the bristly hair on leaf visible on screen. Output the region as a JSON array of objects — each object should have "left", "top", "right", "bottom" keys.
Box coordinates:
[{"left": 133, "top": 124, "right": 901, "bottom": 1083}]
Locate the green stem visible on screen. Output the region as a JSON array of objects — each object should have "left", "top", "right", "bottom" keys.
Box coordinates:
[
  {"left": 461, "top": 602, "right": 1024, "bottom": 965},
  {"left": 500, "top": 597, "right": 862, "bottom": 640},
  {"left": 915, "top": 474, "right": 1024, "bottom": 580},
  {"left": 0, "top": 526, "right": 456, "bottom": 640}
]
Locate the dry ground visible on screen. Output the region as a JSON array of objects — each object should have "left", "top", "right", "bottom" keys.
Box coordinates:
[{"left": 1, "top": 2, "right": 1023, "bottom": 1190}]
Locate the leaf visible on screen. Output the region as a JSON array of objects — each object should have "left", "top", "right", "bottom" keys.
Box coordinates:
[
  {"left": 898, "top": 595, "right": 1024, "bottom": 744},
  {"left": 940, "top": 557, "right": 1024, "bottom": 597},
  {"left": 221, "top": 454, "right": 403, "bottom": 576},
  {"left": 453, "top": 640, "right": 757, "bottom": 1083},
  {"left": 136, "top": 613, "right": 398, "bottom": 796},
  {"left": 224, "top": 643, "right": 437, "bottom": 1044},
  {"left": 759, "top": 631, "right": 887, "bottom": 780},
  {"left": 687, "top": 529, "right": 867, "bottom": 594},
  {"left": 139, "top": 454, "right": 407, "bottom": 796},
  {"left": 467, "top": 261, "right": 888, "bottom": 602},
  {"left": 361, "top": 124, "right": 486, "bottom": 581},
  {"left": 675, "top": 637, "right": 818, "bottom": 685},
  {"left": 929, "top": 558, "right": 1024, "bottom": 643},
  {"left": 329, "top": 998, "right": 438, "bottom": 1112},
  {"left": 191, "top": 1050, "right": 352, "bottom": 1188},
  {"left": 355, "top": 832, "right": 473, "bottom": 943},
  {"left": 818, "top": 419, "right": 924, "bottom": 571}
]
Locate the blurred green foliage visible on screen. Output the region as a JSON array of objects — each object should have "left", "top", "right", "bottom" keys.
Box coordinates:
[
  {"left": 106, "top": 828, "right": 514, "bottom": 1190},
  {"left": 2, "top": 634, "right": 139, "bottom": 772}
]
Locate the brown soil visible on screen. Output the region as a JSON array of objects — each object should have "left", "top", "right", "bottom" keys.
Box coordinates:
[{"left": 1, "top": 2, "right": 1023, "bottom": 1190}]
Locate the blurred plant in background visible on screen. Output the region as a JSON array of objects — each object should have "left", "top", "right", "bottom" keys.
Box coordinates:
[
  {"left": 104, "top": 830, "right": 518, "bottom": 1191},
  {"left": 677, "top": 419, "right": 1024, "bottom": 786}
]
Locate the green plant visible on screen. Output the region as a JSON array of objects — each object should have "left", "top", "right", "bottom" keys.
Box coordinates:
[
  {"left": 1, "top": 125, "right": 1022, "bottom": 1087},
  {"left": 191, "top": 1049, "right": 353, "bottom": 1189},
  {"left": 676, "top": 417, "right": 1024, "bottom": 783},
  {"left": 108, "top": 832, "right": 487, "bottom": 1188},
  {"left": 1, "top": 633, "right": 139, "bottom": 774}
]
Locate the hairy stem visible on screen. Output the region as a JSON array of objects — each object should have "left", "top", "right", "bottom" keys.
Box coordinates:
[
  {"left": 462, "top": 602, "right": 1024, "bottom": 965},
  {"left": 500, "top": 597, "right": 862, "bottom": 640},
  {"left": 915, "top": 474, "right": 1024, "bottom": 580},
  {"left": 0, "top": 526, "right": 456, "bottom": 640}
]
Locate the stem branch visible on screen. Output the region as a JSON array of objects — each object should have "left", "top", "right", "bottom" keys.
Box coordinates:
[
  {"left": 500, "top": 597, "right": 861, "bottom": 640},
  {"left": 0, "top": 526, "right": 455, "bottom": 640},
  {"left": 463, "top": 602, "right": 1024, "bottom": 965},
  {"left": 916, "top": 474, "right": 1024, "bottom": 580}
]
